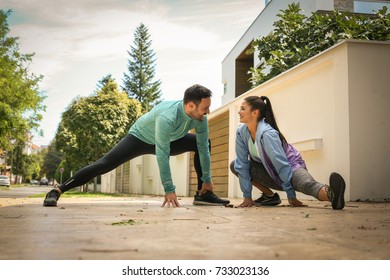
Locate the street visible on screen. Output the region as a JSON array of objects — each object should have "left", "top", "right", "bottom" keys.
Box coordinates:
[
  {"left": 0, "top": 186, "right": 390, "bottom": 261},
  {"left": 0, "top": 185, "right": 51, "bottom": 198}
]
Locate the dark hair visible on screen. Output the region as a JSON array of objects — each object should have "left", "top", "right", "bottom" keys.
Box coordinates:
[
  {"left": 244, "top": 95, "right": 287, "bottom": 144},
  {"left": 183, "top": 84, "right": 212, "bottom": 106}
]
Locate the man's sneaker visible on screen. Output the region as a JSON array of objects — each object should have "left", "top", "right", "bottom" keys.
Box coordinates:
[
  {"left": 327, "top": 172, "right": 346, "bottom": 210},
  {"left": 193, "top": 191, "right": 230, "bottom": 206},
  {"left": 254, "top": 193, "right": 281, "bottom": 206},
  {"left": 43, "top": 189, "right": 61, "bottom": 207}
]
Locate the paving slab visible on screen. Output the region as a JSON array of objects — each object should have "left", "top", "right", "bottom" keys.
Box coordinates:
[{"left": 0, "top": 187, "right": 389, "bottom": 260}]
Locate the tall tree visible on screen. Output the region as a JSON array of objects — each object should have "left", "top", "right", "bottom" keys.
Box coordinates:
[
  {"left": 55, "top": 75, "right": 142, "bottom": 187},
  {"left": 123, "top": 23, "right": 162, "bottom": 113},
  {"left": 0, "top": 10, "right": 45, "bottom": 150},
  {"left": 8, "top": 140, "right": 25, "bottom": 183},
  {"left": 26, "top": 152, "right": 43, "bottom": 182},
  {"left": 41, "top": 139, "right": 62, "bottom": 181}
]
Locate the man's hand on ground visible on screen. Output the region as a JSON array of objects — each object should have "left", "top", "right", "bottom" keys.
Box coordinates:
[{"left": 162, "top": 192, "right": 180, "bottom": 208}]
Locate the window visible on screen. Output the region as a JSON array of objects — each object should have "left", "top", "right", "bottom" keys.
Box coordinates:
[{"left": 354, "top": 1, "right": 390, "bottom": 13}]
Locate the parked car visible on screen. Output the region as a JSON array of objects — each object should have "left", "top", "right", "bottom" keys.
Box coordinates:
[
  {"left": 31, "top": 179, "right": 39, "bottom": 185},
  {"left": 0, "top": 175, "right": 10, "bottom": 187},
  {"left": 39, "top": 177, "right": 49, "bottom": 186}
]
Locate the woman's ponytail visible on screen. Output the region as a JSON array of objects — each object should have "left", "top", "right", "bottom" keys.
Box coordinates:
[
  {"left": 260, "top": 96, "right": 287, "bottom": 144},
  {"left": 244, "top": 95, "right": 287, "bottom": 144}
]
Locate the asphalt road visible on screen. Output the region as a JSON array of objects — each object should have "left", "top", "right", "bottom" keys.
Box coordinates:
[
  {"left": 0, "top": 185, "right": 51, "bottom": 198},
  {"left": 1, "top": 184, "right": 390, "bottom": 264}
]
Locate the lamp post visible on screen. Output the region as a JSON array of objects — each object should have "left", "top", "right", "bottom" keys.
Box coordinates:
[{"left": 10, "top": 150, "right": 13, "bottom": 184}]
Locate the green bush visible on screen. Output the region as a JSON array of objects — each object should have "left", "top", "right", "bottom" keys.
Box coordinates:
[{"left": 248, "top": 3, "right": 390, "bottom": 87}]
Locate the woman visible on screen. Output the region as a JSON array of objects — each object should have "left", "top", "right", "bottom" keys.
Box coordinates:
[{"left": 230, "top": 96, "right": 345, "bottom": 209}]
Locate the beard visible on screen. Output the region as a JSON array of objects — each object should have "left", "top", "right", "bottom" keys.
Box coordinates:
[{"left": 190, "top": 111, "right": 205, "bottom": 121}]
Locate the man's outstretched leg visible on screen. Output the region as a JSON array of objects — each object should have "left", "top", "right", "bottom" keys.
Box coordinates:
[
  {"left": 43, "top": 135, "right": 153, "bottom": 206},
  {"left": 43, "top": 187, "right": 62, "bottom": 206}
]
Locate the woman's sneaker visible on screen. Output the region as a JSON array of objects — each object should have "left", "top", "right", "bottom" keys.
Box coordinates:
[
  {"left": 193, "top": 191, "right": 230, "bottom": 206},
  {"left": 327, "top": 172, "right": 346, "bottom": 210},
  {"left": 43, "top": 189, "right": 61, "bottom": 207},
  {"left": 254, "top": 193, "right": 281, "bottom": 206}
]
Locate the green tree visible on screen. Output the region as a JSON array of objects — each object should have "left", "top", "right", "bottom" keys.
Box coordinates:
[
  {"left": 8, "top": 140, "right": 26, "bottom": 183},
  {"left": 25, "top": 152, "right": 44, "bottom": 182},
  {"left": 248, "top": 4, "right": 390, "bottom": 87},
  {"left": 6, "top": 140, "right": 43, "bottom": 183},
  {"left": 123, "top": 23, "right": 162, "bottom": 113},
  {"left": 55, "top": 75, "right": 142, "bottom": 189},
  {"left": 0, "top": 10, "right": 45, "bottom": 150},
  {"left": 41, "top": 140, "right": 62, "bottom": 180}
]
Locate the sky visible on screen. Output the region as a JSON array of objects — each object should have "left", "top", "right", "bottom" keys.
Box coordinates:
[{"left": 2, "top": 0, "right": 265, "bottom": 146}]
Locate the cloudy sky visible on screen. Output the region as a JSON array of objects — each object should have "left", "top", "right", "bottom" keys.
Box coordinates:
[{"left": 3, "top": 0, "right": 265, "bottom": 146}]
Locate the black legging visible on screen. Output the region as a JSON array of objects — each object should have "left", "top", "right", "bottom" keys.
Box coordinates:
[{"left": 59, "top": 133, "right": 209, "bottom": 193}]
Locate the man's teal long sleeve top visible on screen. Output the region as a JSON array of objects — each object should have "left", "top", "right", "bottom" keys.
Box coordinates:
[{"left": 129, "top": 100, "right": 211, "bottom": 193}]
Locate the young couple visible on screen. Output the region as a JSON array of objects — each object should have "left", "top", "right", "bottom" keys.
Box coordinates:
[{"left": 44, "top": 85, "right": 345, "bottom": 210}]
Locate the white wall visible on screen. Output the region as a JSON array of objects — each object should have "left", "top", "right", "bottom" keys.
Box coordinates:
[
  {"left": 215, "top": 40, "right": 390, "bottom": 201},
  {"left": 121, "top": 153, "right": 189, "bottom": 196},
  {"left": 100, "top": 169, "right": 116, "bottom": 193},
  {"left": 347, "top": 41, "right": 390, "bottom": 201}
]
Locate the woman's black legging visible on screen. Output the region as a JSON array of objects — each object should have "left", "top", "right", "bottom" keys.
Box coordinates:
[{"left": 59, "top": 133, "right": 208, "bottom": 193}]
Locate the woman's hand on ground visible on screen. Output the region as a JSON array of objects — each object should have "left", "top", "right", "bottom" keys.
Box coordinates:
[
  {"left": 236, "top": 197, "right": 255, "bottom": 208},
  {"left": 288, "top": 197, "right": 307, "bottom": 207}
]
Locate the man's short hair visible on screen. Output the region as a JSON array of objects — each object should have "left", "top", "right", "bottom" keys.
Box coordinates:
[{"left": 183, "top": 84, "right": 212, "bottom": 105}]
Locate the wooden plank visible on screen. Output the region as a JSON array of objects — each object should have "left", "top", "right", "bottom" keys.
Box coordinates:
[
  {"left": 211, "top": 143, "right": 229, "bottom": 154},
  {"left": 211, "top": 137, "right": 229, "bottom": 147},
  {"left": 211, "top": 153, "right": 229, "bottom": 161},
  {"left": 209, "top": 119, "right": 229, "bottom": 131},
  {"left": 209, "top": 127, "right": 229, "bottom": 139},
  {"left": 209, "top": 111, "right": 229, "bottom": 124},
  {"left": 189, "top": 111, "right": 229, "bottom": 195},
  {"left": 212, "top": 168, "right": 229, "bottom": 177},
  {"left": 212, "top": 177, "right": 229, "bottom": 184},
  {"left": 211, "top": 160, "right": 229, "bottom": 169}
]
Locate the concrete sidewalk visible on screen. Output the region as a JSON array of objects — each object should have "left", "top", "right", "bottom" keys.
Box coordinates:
[{"left": 0, "top": 187, "right": 389, "bottom": 260}]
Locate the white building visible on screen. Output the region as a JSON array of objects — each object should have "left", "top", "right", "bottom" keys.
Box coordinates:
[{"left": 222, "top": 0, "right": 390, "bottom": 105}]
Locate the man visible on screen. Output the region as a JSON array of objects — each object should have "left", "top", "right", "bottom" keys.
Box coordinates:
[{"left": 43, "top": 84, "right": 230, "bottom": 207}]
